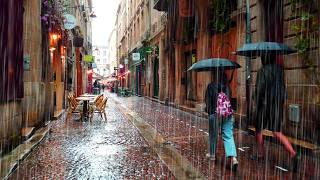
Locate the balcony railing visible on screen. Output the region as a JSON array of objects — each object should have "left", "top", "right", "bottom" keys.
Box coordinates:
[{"left": 153, "top": 0, "right": 168, "bottom": 12}]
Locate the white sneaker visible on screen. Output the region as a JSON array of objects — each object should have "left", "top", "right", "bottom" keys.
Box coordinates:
[
  {"left": 206, "top": 153, "right": 216, "bottom": 160},
  {"left": 232, "top": 157, "right": 238, "bottom": 164}
]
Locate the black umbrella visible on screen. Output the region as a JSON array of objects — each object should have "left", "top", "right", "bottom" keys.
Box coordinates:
[
  {"left": 187, "top": 58, "right": 241, "bottom": 72},
  {"left": 235, "top": 42, "right": 296, "bottom": 57}
]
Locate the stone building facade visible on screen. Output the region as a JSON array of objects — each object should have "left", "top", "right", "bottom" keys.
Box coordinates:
[
  {"left": 114, "top": 0, "right": 320, "bottom": 145},
  {"left": 0, "top": 0, "right": 93, "bottom": 154},
  {"left": 153, "top": 0, "right": 320, "bottom": 145}
]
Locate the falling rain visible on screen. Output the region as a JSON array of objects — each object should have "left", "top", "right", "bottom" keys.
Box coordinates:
[{"left": 0, "top": 0, "right": 319, "bottom": 179}]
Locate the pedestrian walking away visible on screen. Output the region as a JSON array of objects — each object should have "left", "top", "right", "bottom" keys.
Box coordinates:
[
  {"left": 254, "top": 53, "right": 299, "bottom": 171},
  {"left": 205, "top": 71, "right": 238, "bottom": 171}
]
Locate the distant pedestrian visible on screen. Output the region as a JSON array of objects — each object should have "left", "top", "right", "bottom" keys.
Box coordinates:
[
  {"left": 205, "top": 71, "right": 238, "bottom": 171},
  {"left": 254, "top": 54, "right": 298, "bottom": 170},
  {"left": 102, "top": 84, "right": 105, "bottom": 91}
]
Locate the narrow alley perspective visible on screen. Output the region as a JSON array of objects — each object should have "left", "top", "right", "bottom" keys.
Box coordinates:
[{"left": 1, "top": 0, "right": 320, "bottom": 179}]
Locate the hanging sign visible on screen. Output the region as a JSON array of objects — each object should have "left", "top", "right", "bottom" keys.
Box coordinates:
[
  {"left": 84, "top": 55, "right": 95, "bottom": 63},
  {"left": 132, "top": 53, "right": 140, "bottom": 61},
  {"left": 63, "top": 14, "right": 76, "bottom": 30}
]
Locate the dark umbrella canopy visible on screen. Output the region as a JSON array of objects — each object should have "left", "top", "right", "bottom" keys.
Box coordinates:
[
  {"left": 236, "top": 42, "right": 296, "bottom": 57},
  {"left": 187, "top": 58, "right": 241, "bottom": 72}
]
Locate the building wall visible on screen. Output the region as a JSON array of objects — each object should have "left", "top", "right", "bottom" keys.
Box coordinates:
[
  {"left": 151, "top": 0, "right": 320, "bottom": 144},
  {"left": 236, "top": 0, "right": 320, "bottom": 143},
  {"left": 93, "top": 46, "right": 109, "bottom": 77},
  {"left": 107, "top": 28, "right": 118, "bottom": 76},
  {"left": 22, "top": 0, "right": 47, "bottom": 127}
]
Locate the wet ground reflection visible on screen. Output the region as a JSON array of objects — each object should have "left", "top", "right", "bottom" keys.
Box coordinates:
[{"left": 9, "top": 100, "right": 175, "bottom": 179}]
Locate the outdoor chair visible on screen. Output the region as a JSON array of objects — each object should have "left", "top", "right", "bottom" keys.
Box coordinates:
[
  {"left": 89, "top": 97, "right": 108, "bottom": 121},
  {"left": 90, "top": 94, "right": 103, "bottom": 105},
  {"left": 66, "top": 95, "right": 83, "bottom": 120}
]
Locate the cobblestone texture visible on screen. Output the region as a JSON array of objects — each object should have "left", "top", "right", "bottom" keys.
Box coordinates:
[
  {"left": 9, "top": 99, "right": 175, "bottom": 180},
  {"left": 113, "top": 93, "right": 320, "bottom": 179}
]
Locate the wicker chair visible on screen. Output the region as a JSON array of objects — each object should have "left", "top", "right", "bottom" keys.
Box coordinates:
[
  {"left": 66, "top": 94, "right": 83, "bottom": 120},
  {"left": 89, "top": 97, "right": 108, "bottom": 121}
]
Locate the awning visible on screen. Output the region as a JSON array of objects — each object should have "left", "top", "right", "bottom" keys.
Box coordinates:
[{"left": 130, "top": 59, "right": 144, "bottom": 67}]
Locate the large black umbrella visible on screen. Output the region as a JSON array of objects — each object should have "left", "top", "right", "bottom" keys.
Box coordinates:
[
  {"left": 187, "top": 58, "right": 241, "bottom": 72},
  {"left": 235, "top": 42, "right": 296, "bottom": 57}
]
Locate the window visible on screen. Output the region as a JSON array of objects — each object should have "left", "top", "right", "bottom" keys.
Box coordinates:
[
  {"left": 97, "top": 59, "right": 100, "bottom": 62},
  {"left": 103, "top": 50, "right": 107, "bottom": 56},
  {"left": 0, "top": 0, "right": 24, "bottom": 101}
]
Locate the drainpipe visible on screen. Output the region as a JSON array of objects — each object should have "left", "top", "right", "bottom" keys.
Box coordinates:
[{"left": 245, "top": 0, "right": 252, "bottom": 126}]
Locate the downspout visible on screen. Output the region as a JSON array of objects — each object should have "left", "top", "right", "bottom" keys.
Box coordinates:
[{"left": 245, "top": 0, "right": 252, "bottom": 126}]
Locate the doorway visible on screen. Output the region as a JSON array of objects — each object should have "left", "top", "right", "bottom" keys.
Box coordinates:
[
  {"left": 153, "top": 57, "right": 159, "bottom": 98},
  {"left": 185, "top": 50, "right": 197, "bottom": 101}
]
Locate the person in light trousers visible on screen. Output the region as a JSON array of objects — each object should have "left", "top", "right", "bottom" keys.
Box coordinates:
[{"left": 205, "top": 72, "right": 238, "bottom": 170}]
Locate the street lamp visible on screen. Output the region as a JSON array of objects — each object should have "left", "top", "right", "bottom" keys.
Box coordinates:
[{"left": 90, "top": 12, "right": 97, "bottom": 18}]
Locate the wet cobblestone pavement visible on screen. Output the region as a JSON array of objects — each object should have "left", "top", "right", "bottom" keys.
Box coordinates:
[
  {"left": 9, "top": 98, "right": 175, "bottom": 179},
  {"left": 112, "top": 93, "right": 320, "bottom": 179}
]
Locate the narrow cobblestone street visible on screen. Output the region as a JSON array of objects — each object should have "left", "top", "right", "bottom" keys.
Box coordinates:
[
  {"left": 7, "top": 92, "right": 320, "bottom": 179},
  {"left": 9, "top": 96, "right": 175, "bottom": 179}
]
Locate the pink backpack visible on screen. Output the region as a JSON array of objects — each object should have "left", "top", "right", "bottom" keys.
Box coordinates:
[{"left": 216, "top": 92, "right": 233, "bottom": 117}]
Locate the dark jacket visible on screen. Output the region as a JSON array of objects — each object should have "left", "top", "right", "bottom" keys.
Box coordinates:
[
  {"left": 255, "top": 64, "right": 286, "bottom": 131},
  {"left": 205, "top": 83, "right": 231, "bottom": 115}
]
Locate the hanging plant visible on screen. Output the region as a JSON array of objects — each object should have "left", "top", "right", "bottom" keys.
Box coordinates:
[
  {"left": 41, "top": 0, "right": 64, "bottom": 31},
  {"left": 208, "top": 0, "right": 237, "bottom": 34}
]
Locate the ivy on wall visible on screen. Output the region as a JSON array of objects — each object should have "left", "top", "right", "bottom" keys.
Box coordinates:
[
  {"left": 290, "top": 0, "right": 320, "bottom": 104},
  {"left": 208, "top": 0, "right": 237, "bottom": 34}
]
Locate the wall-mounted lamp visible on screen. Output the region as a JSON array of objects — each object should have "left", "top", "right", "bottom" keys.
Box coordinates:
[{"left": 90, "top": 12, "right": 97, "bottom": 18}]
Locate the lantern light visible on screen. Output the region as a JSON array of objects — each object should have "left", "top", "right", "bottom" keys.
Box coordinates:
[{"left": 51, "top": 34, "right": 58, "bottom": 40}]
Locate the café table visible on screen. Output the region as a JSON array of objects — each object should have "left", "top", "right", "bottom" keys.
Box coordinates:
[
  {"left": 75, "top": 96, "right": 95, "bottom": 121},
  {"left": 80, "top": 94, "right": 97, "bottom": 97}
]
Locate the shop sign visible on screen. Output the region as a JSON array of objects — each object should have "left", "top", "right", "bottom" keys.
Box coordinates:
[
  {"left": 132, "top": 53, "right": 140, "bottom": 61},
  {"left": 84, "top": 55, "right": 95, "bottom": 63},
  {"left": 23, "top": 55, "right": 31, "bottom": 70},
  {"left": 63, "top": 14, "right": 76, "bottom": 30}
]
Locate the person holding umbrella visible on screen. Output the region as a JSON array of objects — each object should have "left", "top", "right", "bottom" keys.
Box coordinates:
[
  {"left": 188, "top": 58, "right": 241, "bottom": 171},
  {"left": 236, "top": 42, "right": 299, "bottom": 171},
  {"left": 254, "top": 53, "right": 298, "bottom": 168}
]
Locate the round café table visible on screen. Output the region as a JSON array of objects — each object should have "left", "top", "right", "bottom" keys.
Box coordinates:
[
  {"left": 75, "top": 96, "right": 95, "bottom": 121},
  {"left": 80, "top": 94, "right": 97, "bottom": 97}
]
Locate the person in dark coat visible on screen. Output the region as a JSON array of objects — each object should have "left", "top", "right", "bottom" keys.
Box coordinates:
[
  {"left": 205, "top": 71, "right": 238, "bottom": 170},
  {"left": 254, "top": 54, "right": 296, "bottom": 161}
]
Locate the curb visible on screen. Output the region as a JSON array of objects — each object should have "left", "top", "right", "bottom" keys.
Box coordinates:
[
  {"left": 0, "top": 126, "right": 50, "bottom": 179},
  {"left": 144, "top": 96, "right": 209, "bottom": 119},
  {"left": 114, "top": 99, "right": 206, "bottom": 180}
]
